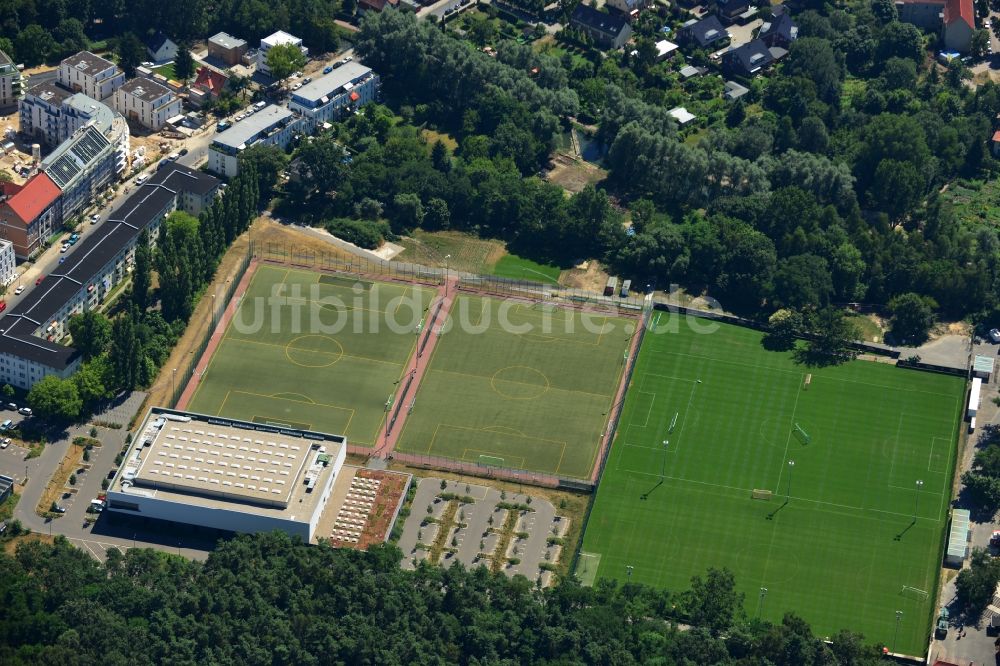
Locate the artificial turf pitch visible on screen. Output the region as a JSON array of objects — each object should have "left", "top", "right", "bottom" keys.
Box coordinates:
[
  {"left": 186, "top": 265, "right": 436, "bottom": 446},
  {"left": 580, "top": 318, "right": 963, "bottom": 655},
  {"left": 395, "top": 295, "right": 635, "bottom": 479}
]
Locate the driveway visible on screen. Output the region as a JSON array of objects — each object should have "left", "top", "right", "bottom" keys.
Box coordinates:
[{"left": 898, "top": 334, "right": 972, "bottom": 370}]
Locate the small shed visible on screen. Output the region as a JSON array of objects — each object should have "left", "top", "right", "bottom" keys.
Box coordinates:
[
  {"left": 655, "top": 39, "right": 679, "bottom": 60},
  {"left": 668, "top": 107, "right": 696, "bottom": 125},
  {"left": 974, "top": 354, "right": 995, "bottom": 381},
  {"left": 724, "top": 80, "right": 749, "bottom": 101},
  {"left": 945, "top": 508, "right": 970, "bottom": 567}
]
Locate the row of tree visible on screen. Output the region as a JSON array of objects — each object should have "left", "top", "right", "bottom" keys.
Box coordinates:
[{"left": 0, "top": 531, "right": 887, "bottom": 664}]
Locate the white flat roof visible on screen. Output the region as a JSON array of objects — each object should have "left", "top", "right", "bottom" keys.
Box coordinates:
[
  {"left": 212, "top": 105, "right": 294, "bottom": 150},
  {"left": 668, "top": 106, "right": 696, "bottom": 124},
  {"left": 292, "top": 62, "right": 371, "bottom": 104},
  {"left": 656, "top": 39, "right": 679, "bottom": 57},
  {"left": 262, "top": 30, "right": 301, "bottom": 48}
]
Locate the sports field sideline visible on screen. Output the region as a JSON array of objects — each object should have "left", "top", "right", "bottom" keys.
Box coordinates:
[
  {"left": 395, "top": 294, "right": 636, "bottom": 479},
  {"left": 187, "top": 265, "right": 436, "bottom": 445},
  {"left": 580, "top": 317, "right": 963, "bottom": 655}
]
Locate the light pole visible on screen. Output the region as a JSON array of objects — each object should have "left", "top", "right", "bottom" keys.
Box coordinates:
[
  {"left": 892, "top": 610, "right": 902, "bottom": 654},
  {"left": 757, "top": 587, "right": 767, "bottom": 618},
  {"left": 444, "top": 254, "right": 451, "bottom": 294},
  {"left": 660, "top": 440, "right": 669, "bottom": 480},
  {"left": 171, "top": 367, "right": 177, "bottom": 400},
  {"left": 913, "top": 479, "right": 923, "bottom": 523},
  {"left": 625, "top": 565, "right": 633, "bottom": 581},
  {"left": 786, "top": 460, "right": 795, "bottom": 500}
]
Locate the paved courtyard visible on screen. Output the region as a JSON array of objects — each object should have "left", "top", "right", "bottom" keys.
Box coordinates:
[{"left": 398, "top": 477, "right": 568, "bottom": 586}]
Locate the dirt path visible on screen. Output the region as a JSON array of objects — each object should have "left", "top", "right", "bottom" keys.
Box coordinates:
[{"left": 376, "top": 276, "right": 459, "bottom": 458}]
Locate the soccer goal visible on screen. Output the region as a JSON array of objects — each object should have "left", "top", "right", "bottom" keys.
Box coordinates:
[
  {"left": 752, "top": 489, "right": 773, "bottom": 501},
  {"left": 479, "top": 455, "right": 505, "bottom": 468},
  {"left": 793, "top": 423, "right": 811, "bottom": 445},
  {"left": 900, "top": 586, "right": 928, "bottom": 601}
]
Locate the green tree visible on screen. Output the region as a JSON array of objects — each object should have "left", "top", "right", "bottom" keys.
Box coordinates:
[
  {"left": 265, "top": 42, "right": 307, "bottom": 81},
  {"left": 801, "top": 307, "right": 860, "bottom": 365},
  {"left": 73, "top": 359, "right": 110, "bottom": 407},
  {"left": 110, "top": 312, "right": 141, "bottom": 390},
  {"left": 684, "top": 568, "right": 743, "bottom": 635},
  {"left": 116, "top": 32, "right": 146, "bottom": 77},
  {"left": 391, "top": 193, "right": 424, "bottom": 231},
  {"left": 764, "top": 308, "right": 804, "bottom": 351},
  {"left": 1, "top": 384, "right": 14, "bottom": 400},
  {"left": 972, "top": 29, "right": 991, "bottom": 59},
  {"left": 956, "top": 548, "right": 1000, "bottom": 613},
  {"left": 27, "top": 375, "right": 82, "bottom": 422},
  {"left": 887, "top": 292, "right": 936, "bottom": 343},
  {"left": 132, "top": 229, "right": 153, "bottom": 311},
  {"left": 15, "top": 24, "right": 56, "bottom": 67},
  {"left": 67, "top": 311, "right": 112, "bottom": 360},
  {"left": 174, "top": 41, "right": 194, "bottom": 80}
]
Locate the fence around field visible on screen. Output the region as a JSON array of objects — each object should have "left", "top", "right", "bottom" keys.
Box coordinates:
[
  {"left": 387, "top": 451, "right": 578, "bottom": 489},
  {"left": 167, "top": 243, "right": 254, "bottom": 408}
]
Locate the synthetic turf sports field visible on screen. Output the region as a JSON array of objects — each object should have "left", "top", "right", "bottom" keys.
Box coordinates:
[
  {"left": 579, "top": 317, "right": 963, "bottom": 655},
  {"left": 186, "top": 265, "right": 436, "bottom": 445},
  {"left": 395, "top": 294, "right": 635, "bottom": 479}
]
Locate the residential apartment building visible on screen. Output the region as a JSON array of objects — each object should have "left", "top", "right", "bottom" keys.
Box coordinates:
[
  {"left": 288, "top": 62, "right": 380, "bottom": 131},
  {"left": 0, "top": 173, "right": 61, "bottom": 258},
  {"left": 19, "top": 82, "right": 72, "bottom": 146},
  {"left": 208, "top": 105, "right": 300, "bottom": 178},
  {"left": 57, "top": 51, "right": 125, "bottom": 101},
  {"left": 0, "top": 164, "right": 220, "bottom": 390},
  {"left": 0, "top": 239, "right": 15, "bottom": 286},
  {"left": 42, "top": 125, "right": 117, "bottom": 223},
  {"left": 208, "top": 32, "right": 248, "bottom": 67},
  {"left": 896, "top": 0, "right": 975, "bottom": 51},
  {"left": 112, "top": 78, "right": 182, "bottom": 130},
  {"left": 257, "top": 31, "right": 308, "bottom": 77},
  {"left": 0, "top": 49, "right": 23, "bottom": 111},
  {"left": 63, "top": 93, "right": 131, "bottom": 178},
  {"left": 569, "top": 5, "right": 633, "bottom": 49}
]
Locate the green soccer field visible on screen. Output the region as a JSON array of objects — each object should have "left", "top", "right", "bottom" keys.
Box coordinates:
[
  {"left": 186, "top": 265, "right": 436, "bottom": 445},
  {"left": 396, "top": 295, "right": 635, "bottom": 479},
  {"left": 581, "top": 317, "right": 964, "bottom": 655}
]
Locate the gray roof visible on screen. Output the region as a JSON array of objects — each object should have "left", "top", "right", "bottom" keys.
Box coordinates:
[
  {"left": 213, "top": 105, "right": 295, "bottom": 150},
  {"left": 209, "top": 32, "right": 247, "bottom": 50},
  {"left": 42, "top": 126, "right": 110, "bottom": 189},
  {"left": 0, "top": 50, "right": 12, "bottom": 67},
  {"left": 61, "top": 51, "right": 116, "bottom": 76},
  {"left": 119, "top": 78, "right": 173, "bottom": 104},
  {"left": 1, "top": 164, "right": 219, "bottom": 371},
  {"left": 570, "top": 4, "right": 630, "bottom": 38},
  {"left": 292, "top": 62, "right": 372, "bottom": 104},
  {"left": 63, "top": 93, "right": 115, "bottom": 134},
  {"left": 24, "top": 81, "right": 71, "bottom": 107},
  {"left": 0, "top": 474, "right": 13, "bottom": 496}
]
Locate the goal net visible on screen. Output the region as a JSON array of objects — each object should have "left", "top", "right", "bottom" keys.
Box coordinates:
[
  {"left": 900, "top": 586, "right": 928, "bottom": 600},
  {"left": 752, "top": 489, "right": 773, "bottom": 501}
]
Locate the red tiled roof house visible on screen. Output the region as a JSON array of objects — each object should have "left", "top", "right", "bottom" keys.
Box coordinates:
[
  {"left": 895, "top": 0, "right": 975, "bottom": 52},
  {"left": 0, "top": 172, "right": 62, "bottom": 258}
]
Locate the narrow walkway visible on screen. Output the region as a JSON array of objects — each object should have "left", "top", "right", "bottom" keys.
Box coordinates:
[
  {"left": 175, "top": 259, "right": 258, "bottom": 410},
  {"left": 376, "top": 276, "right": 459, "bottom": 458}
]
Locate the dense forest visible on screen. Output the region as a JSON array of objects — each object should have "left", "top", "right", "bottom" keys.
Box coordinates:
[
  {"left": 341, "top": 10, "right": 1000, "bottom": 325},
  {"left": 0, "top": 531, "right": 886, "bottom": 665}
]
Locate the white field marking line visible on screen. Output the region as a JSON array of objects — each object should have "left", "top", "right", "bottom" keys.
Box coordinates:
[
  {"left": 667, "top": 381, "right": 700, "bottom": 457},
  {"left": 928, "top": 436, "right": 952, "bottom": 473},
  {"left": 774, "top": 374, "right": 804, "bottom": 495},
  {"left": 634, "top": 391, "right": 657, "bottom": 428},
  {"left": 617, "top": 467, "right": 941, "bottom": 523},
  {"left": 889, "top": 484, "right": 943, "bottom": 496},
  {"left": 69, "top": 538, "right": 103, "bottom": 560},
  {"left": 654, "top": 348, "right": 959, "bottom": 399}
]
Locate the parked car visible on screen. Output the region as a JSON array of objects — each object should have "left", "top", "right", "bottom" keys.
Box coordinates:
[
  {"left": 323, "top": 65, "right": 333, "bottom": 74},
  {"left": 179, "top": 148, "right": 188, "bottom": 156},
  {"left": 14, "top": 285, "right": 23, "bottom": 295},
  {"left": 5, "top": 403, "right": 15, "bottom": 411},
  {"left": 135, "top": 175, "right": 149, "bottom": 185},
  {"left": 990, "top": 328, "right": 1000, "bottom": 343},
  {"left": 302, "top": 76, "right": 312, "bottom": 84},
  {"left": 35, "top": 275, "right": 45, "bottom": 285},
  {"left": 168, "top": 153, "right": 179, "bottom": 161},
  {"left": 52, "top": 505, "right": 66, "bottom": 514},
  {"left": 0, "top": 301, "right": 5, "bottom": 313},
  {"left": 60, "top": 244, "right": 68, "bottom": 253},
  {"left": 90, "top": 214, "right": 100, "bottom": 223},
  {"left": 18, "top": 407, "right": 31, "bottom": 416},
  {"left": 0, "top": 438, "right": 10, "bottom": 449}
]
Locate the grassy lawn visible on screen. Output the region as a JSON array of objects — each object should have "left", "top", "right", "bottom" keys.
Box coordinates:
[
  {"left": 491, "top": 254, "right": 561, "bottom": 284},
  {"left": 397, "top": 229, "right": 506, "bottom": 274},
  {"left": 943, "top": 178, "right": 1000, "bottom": 226},
  {"left": 397, "top": 294, "right": 634, "bottom": 479},
  {"left": 186, "top": 265, "right": 436, "bottom": 446},
  {"left": 580, "top": 318, "right": 963, "bottom": 655},
  {"left": 421, "top": 128, "right": 459, "bottom": 152},
  {"left": 153, "top": 62, "right": 177, "bottom": 80}
]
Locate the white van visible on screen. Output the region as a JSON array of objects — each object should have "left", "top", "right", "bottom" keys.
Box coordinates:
[
  {"left": 0, "top": 419, "right": 12, "bottom": 430},
  {"left": 135, "top": 174, "right": 149, "bottom": 185}
]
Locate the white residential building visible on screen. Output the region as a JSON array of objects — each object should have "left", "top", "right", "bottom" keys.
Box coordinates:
[
  {"left": 208, "top": 105, "right": 300, "bottom": 178},
  {"left": 288, "top": 62, "right": 380, "bottom": 131},
  {"left": 19, "top": 82, "right": 72, "bottom": 147},
  {"left": 0, "top": 49, "right": 23, "bottom": 111},
  {"left": 0, "top": 239, "right": 15, "bottom": 286},
  {"left": 112, "top": 78, "right": 182, "bottom": 130},
  {"left": 57, "top": 51, "right": 125, "bottom": 101},
  {"left": 257, "top": 31, "right": 308, "bottom": 76}
]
